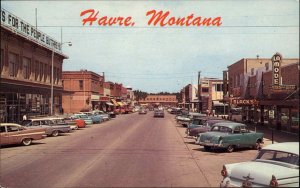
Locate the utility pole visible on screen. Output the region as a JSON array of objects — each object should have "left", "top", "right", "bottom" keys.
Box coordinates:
[{"left": 198, "top": 71, "right": 201, "bottom": 113}]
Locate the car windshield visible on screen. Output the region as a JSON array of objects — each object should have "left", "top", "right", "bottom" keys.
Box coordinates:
[
  {"left": 256, "top": 149, "right": 299, "bottom": 167},
  {"left": 211, "top": 126, "right": 232, "bottom": 133},
  {"left": 21, "top": 120, "right": 31, "bottom": 126}
]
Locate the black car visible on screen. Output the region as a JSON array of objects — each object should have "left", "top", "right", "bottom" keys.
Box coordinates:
[{"left": 154, "top": 110, "right": 164, "bottom": 118}]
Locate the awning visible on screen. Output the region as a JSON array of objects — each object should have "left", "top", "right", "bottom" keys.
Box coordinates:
[
  {"left": 106, "top": 102, "right": 114, "bottom": 106},
  {"left": 111, "top": 99, "right": 118, "bottom": 106},
  {"left": 117, "top": 102, "right": 124, "bottom": 107},
  {"left": 213, "top": 101, "right": 228, "bottom": 106}
]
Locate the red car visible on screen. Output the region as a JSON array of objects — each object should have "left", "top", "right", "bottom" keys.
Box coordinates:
[{"left": 64, "top": 118, "right": 86, "bottom": 128}]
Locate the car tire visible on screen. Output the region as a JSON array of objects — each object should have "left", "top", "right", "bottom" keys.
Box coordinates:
[
  {"left": 22, "top": 138, "right": 32, "bottom": 146},
  {"left": 204, "top": 146, "right": 211, "bottom": 151},
  {"left": 255, "top": 140, "right": 262, "bottom": 150},
  {"left": 227, "top": 145, "right": 235, "bottom": 153},
  {"left": 52, "top": 130, "right": 59, "bottom": 137}
]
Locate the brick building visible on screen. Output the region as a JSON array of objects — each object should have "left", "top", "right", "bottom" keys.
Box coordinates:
[
  {"left": 62, "top": 71, "right": 104, "bottom": 113},
  {"left": 1, "top": 8, "right": 68, "bottom": 123},
  {"left": 225, "top": 54, "right": 299, "bottom": 134},
  {"left": 139, "top": 95, "right": 177, "bottom": 106}
]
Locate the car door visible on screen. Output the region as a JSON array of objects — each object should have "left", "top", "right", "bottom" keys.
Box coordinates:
[
  {"left": 0, "top": 126, "right": 9, "bottom": 145},
  {"left": 6, "top": 125, "right": 21, "bottom": 145}
]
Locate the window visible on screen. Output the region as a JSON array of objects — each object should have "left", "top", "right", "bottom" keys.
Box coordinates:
[
  {"left": 44, "top": 64, "right": 47, "bottom": 82},
  {"left": 0, "top": 126, "right": 6, "bottom": 133},
  {"left": 265, "top": 63, "right": 269, "bottom": 71},
  {"left": 23, "top": 57, "right": 31, "bottom": 79},
  {"left": 35, "top": 61, "right": 39, "bottom": 81},
  {"left": 202, "top": 88, "right": 209, "bottom": 93},
  {"left": 215, "top": 84, "right": 223, "bottom": 92},
  {"left": 79, "top": 80, "right": 83, "bottom": 90},
  {"left": 251, "top": 68, "right": 255, "bottom": 75},
  {"left": 1, "top": 49, "right": 4, "bottom": 75},
  {"left": 40, "top": 63, "right": 43, "bottom": 81},
  {"left": 7, "top": 126, "right": 19, "bottom": 132},
  {"left": 9, "top": 52, "right": 18, "bottom": 77}
]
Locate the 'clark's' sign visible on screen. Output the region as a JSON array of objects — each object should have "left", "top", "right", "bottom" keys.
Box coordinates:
[{"left": 231, "top": 99, "right": 258, "bottom": 106}]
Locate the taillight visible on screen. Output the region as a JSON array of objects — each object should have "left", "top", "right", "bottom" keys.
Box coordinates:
[
  {"left": 221, "top": 165, "right": 227, "bottom": 178},
  {"left": 269, "top": 175, "right": 278, "bottom": 187}
]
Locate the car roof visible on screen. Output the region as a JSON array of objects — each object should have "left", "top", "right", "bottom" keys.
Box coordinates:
[
  {"left": 213, "top": 122, "right": 247, "bottom": 129},
  {"left": 262, "top": 142, "right": 299, "bottom": 155},
  {"left": 0, "top": 123, "right": 22, "bottom": 127}
]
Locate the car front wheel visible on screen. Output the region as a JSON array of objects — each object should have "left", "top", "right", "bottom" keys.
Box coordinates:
[
  {"left": 227, "top": 145, "right": 235, "bottom": 153},
  {"left": 52, "top": 130, "right": 59, "bottom": 137},
  {"left": 22, "top": 138, "right": 32, "bottom": 146}
]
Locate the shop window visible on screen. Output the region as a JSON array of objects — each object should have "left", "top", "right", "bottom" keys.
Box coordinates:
[
  {"left": 23, "top": 57, "right": 31, "bottom": 79},
  {"left": 79, "top": 80, "right": 83, "bottom": 90},
  {"left": 9, "top": 52, "right": 19, "bottom": 77}
]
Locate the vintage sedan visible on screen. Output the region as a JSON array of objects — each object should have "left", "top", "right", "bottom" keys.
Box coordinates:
[
  {"left": 139, "top": 108, "right": 147, "bottom": 114},
  {"left": 0, "top": 123, "right": 46, "bottom": 146},
  {"left": 195, "top": 122, "right": 264, "bottom": 152},
  {"left": 48, "top": 117, "right": 78, "bottom": 130},
  {"left": 187, "top": 119, "right": 228, "bottom": 137},
  {"left": 220, "top": 142, "right": 299, "bottom": 187},
  {"left": 154, "top": 110, "right": 164, "bottom": 118},
  {"left": 21, "top": 118, "right": 71, "bottom": 137},
  {"left": 71, "top": 114, "right": 93, "bottom": 125}
]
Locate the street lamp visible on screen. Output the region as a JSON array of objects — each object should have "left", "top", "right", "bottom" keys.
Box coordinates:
[{"left": 50, "top": 41, "right": 72, "bottom": 116}]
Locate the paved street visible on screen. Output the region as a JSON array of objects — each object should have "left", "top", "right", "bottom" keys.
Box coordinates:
[{"left": 1, "top": 112, "right": 270, "bottom": 187}]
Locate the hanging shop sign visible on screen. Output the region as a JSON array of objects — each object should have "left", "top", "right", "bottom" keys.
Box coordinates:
[
  {"left": 1, "top": 8, "right": 62, "bottom": 52},
  {"left": 271, "top": 53, "right": 282, "bottom": 86},
  {"left": 231, "top": 99, "right": 258, "bottom": 106},
  {"left": 270, "top": 53, "right": 296, "bottom": 92}
]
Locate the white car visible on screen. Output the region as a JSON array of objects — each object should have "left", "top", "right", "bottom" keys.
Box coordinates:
[{"left": 220, "top": 142, "right": 299, "bottom": 187}]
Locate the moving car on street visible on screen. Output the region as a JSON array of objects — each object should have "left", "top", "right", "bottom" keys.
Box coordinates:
[
  {"left": 220, "top": 142, "right": 299, "bottom": 187},
  {"left": 154, "top": 110, "right": 164, "bottom": 118},
  {"left": 196, "top": 122, "right": 264, "bottom": 152},
  {"left": 139, "top": 108, "right": 147, "bottom": 114},
  {"left": 0, "top": 123, "right": 46, "bottom": 146}
]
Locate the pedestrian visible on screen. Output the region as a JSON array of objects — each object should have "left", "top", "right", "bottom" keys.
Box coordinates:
[{"left": 23, "top": 114, "right": 27, "bottom": 120}]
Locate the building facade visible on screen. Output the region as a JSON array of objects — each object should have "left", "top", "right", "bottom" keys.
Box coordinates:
[
  {"left": 62, "top": 71, "right": 104, "bottom": 113},
  {"left": 225, "top": 55, "right": 299, "bottom": 134},
  {"left": 139, "top": 95, "right": 178, "bottom": 106},
  {"left": 1, "top": 8, "right": 68, "bottom": 123}
]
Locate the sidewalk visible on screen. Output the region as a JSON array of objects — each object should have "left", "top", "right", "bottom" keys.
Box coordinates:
[{"left": 247, "top": 123, "right": 299, "bottom": 144}]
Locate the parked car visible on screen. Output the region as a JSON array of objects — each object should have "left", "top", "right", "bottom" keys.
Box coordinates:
[
  {"left": 47, "top": 117, "right": 78, "bottom": 130},
  {"left": 186, "top": 119, "right": 228, "bottom": 137},
  {"left": 220, "top": 142, "right": 299, "bottom": 187},
  {"left": 64, "top": 117, "right": 86, "bottom": 128},
  {"left": 108, "top": 111, "right": 116, "bottom": 118},
  {"left": 21, "top": 118, "right": 71, "bottom": 137},
  {"left": 0, "top": 123, "right": 46, "bottom": 146},
  {"left": 80, "top": 112, "right": 103, "bottom": 124},
  {"left": 139, "top": 108, "right": 147, "bottom": 114},
  {"left": 71, "top": 114, "right": 93, "bottom": 125},
  {"left": 195, "top": 122, "right": 264, "bottom": 152},
  {"left": 93, "top": 110, "right": 110, "bottom": 121},
  {"left": 154, "top": 110, "right": 164, "bottom": 118},
  {"left": 177, "top": 112, "right": 206, "bottom": 127}
]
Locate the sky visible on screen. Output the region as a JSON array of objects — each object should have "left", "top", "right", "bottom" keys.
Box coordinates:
[{"left": 1, "top": 0, "right": 299, "bottom": 93}]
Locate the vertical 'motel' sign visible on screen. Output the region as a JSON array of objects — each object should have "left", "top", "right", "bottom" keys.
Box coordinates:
[{"left": 271, "top": 53, "right": 282, "bottom": 86}]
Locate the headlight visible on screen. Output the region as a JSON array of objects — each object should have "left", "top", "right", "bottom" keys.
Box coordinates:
[{"left": 221, "top": 165, "right": 228, "bottom": 178}]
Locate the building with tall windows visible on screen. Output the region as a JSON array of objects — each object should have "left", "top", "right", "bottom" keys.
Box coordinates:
[{"left": 0, "top": 8, "right": 68, "bottom": 123}]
